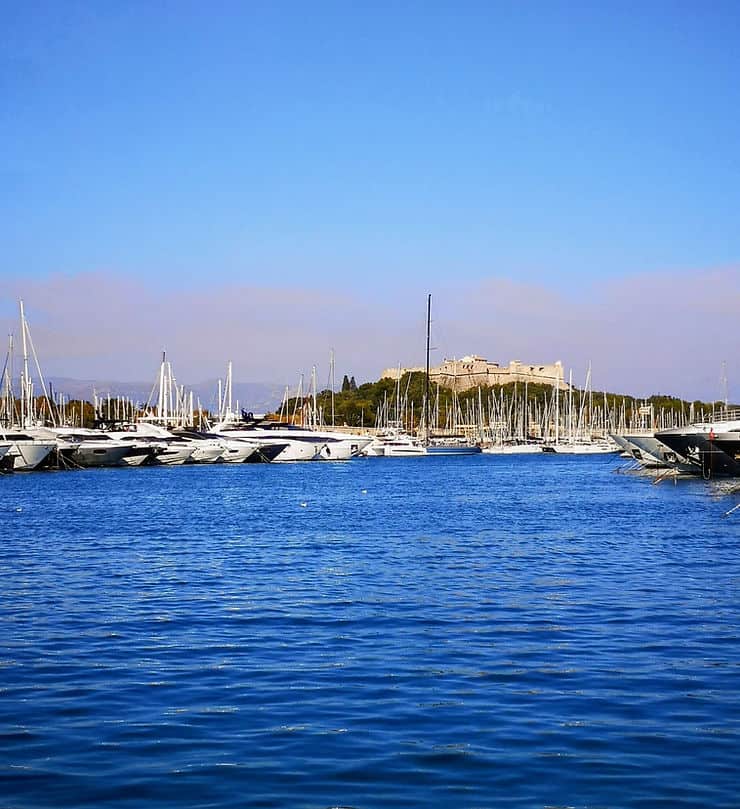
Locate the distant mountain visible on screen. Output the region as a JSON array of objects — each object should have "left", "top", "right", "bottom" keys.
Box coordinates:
[{"left": 45, "top": 377, "right": 285, "bottom": 415}]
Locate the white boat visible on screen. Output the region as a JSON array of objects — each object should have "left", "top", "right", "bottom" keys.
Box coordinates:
[
  {"left": 172, "top": 429, "right": 270, "bottom": 464},
  {"left": 104, "top": 424, "right": 195, "bottom": 465},
  {"left": 210, "top": 422, "right": 321, "bottom": 462},
  {"left": 483, "top": 442, "right": 544, "bottom": 455},
  {"left": 213, "top": 415, "right": 372, "bottom": 461},
  {"left": 213, "top": 361, "right": 373, "bottom": 461},
  {"left": 542, "top": 439, "right": 618, "bottom": 455},
  {"left": 655, "top": 413, "right": 740, "bottom": 478},
  {"left": 420, "top": 296, "right": 481, "bottom": 456},
  {"left": 314, "top": 431, "right": 373, "bottom": 460},
  {"left": 203, "top": 434, "right": 260, "bottom": 463},
  {"left": 426, "top": 436, "right": 482, "bottom": 455},
  {"left": 382, "top": 433, "right": 427, "bottom": 456},
  {"left": 362, "top": 437, "right": 388, "bottom": 456},
  {"left": 610, "top": 433, "right": 639, "bottom": 458},
  {"left": 51, "top": 428, "right": 136, "bottom": 467},
  {"left": 210, "top": 414, "right": 334, "bottom": 462},
  {"left": 620, "top": 433, "right": 682, "bottom": 468},
  {"left": 359, "top": 427, "right": 427, "bottom": 456},
  {"left": 0, "top": 431, "right": 57, "bottom": 471},
  {"left": 165, "top": 429, "right": 225, "bottom": 463}
]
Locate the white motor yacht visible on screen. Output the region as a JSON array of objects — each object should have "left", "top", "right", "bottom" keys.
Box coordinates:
[
  {"left": 51, "top": 428, "right": 139, "bottom": 467},
  {"left": 104, "top": 424, "right": 195, "bottom": 466},
  {"left": 171, "top": 428, "right": 262, "bottom": 463},
  {"left": 382, "top": 433, "right": 427, "bottom": 456},
  {"left": 483, "top": 442, "right": 544, "bottom": 455},
  {"left": 184, "top": 431, "right": 261, "bottom": 463},
  {"left": 656, "top": 414, "right": 740, "bottom": 478},
  {"left": 542, "top": 439, "right": 618, "bottom": 454},
  {"left": 0, "top": 431, "right": 57, "bottom": 471},
  {"left": 210, "top": 421, "right": 324, "bottom": 462},
  {"left": 215, "top": 437, "right": 260, "bottom": 463},
  {"left": 362, "top": 428, "right": 426, "bottom": 457},
  {"left": 314, "top": 431, "right": 373, "bottom": 460}
]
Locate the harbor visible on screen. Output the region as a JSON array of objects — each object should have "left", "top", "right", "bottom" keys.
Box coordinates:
[
  {"left": 4, "top": 2, "right": 740, "bottom": 806},
  {"left": 2, "top": 300, "right": 738, "bottom": 481}
]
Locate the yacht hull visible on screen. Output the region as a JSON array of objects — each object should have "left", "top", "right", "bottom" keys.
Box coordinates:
[
  {"left": 5, "top": 440, "right": 56, "bottom": 471},
  {"left": 656, "top": 430, "right": 740, "bottom": 478},
  {"left": 483, "top": 443, "right": 543, "bottom": 455},
  {"left": 69, "top": 443, "right": 134, "bottom": 468},
  {"left": 427, "top": 445, "right": 482, "bottom": 455}
]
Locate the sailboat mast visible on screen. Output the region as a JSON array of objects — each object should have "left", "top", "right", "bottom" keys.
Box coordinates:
[
  {"left": 554, "top": 366, "right": 560, "bottom": 445},
  {"left": 330, "top": 349, "right": 335, "bottom": 427},
  {"left": 227, "top": 360, "right": 233, "bottom": 418},
  {"left": 425, "top": 294, "right": 431, "bottom": 443},
  {"left": 19, "top": 300, "right": 30, "bottom": 427},
  {"left": 157, "top": 351, "right": 166, "bottom": 422}
]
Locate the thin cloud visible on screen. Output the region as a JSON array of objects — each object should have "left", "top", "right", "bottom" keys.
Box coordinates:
[{"left": 1, "top": 266, "right": 737, "bottom": 401}]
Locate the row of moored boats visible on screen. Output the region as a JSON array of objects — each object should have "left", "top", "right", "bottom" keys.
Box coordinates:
[
  {"left": 611, "top": 411, "right": 740, "bottom": 479},
  {"left": 0, "top": 416, "right": 376, "bottom": 472}
]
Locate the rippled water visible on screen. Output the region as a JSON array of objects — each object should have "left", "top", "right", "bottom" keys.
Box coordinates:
[{"left": 2, "top": 455, "right": 739, "bottom": 808}]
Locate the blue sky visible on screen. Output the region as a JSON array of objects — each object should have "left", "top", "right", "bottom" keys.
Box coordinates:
[{"left": 2, "top": 1, "right": 739, "bottom": 399}]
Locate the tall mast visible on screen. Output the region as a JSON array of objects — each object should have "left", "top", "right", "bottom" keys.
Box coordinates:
[
  {"left": 330, "top": 349, "right": 335, "bottom": 427},
  {"left": 311, "top": 366, "right": 317, "bottom": 427},
  {"left": 19, "top": 300, "right": 30, "bottom": 427},
  {"left": 425, "top": 294, "right": 431, "bottom": 444},
  {"left": 227, "top": 360, "right": 233, "bottom": 418},
  {"left": 568, "top": 368, "right": 573, "bottom": 443},
  {"left": 157, "top": 351, "right": 166, "bottom": 422},
  {"left": 2, "top": 334, "right": 13, "bottom": 427},
  {"left": 554, "top": 364, "right": 560, "bottom": 445}
]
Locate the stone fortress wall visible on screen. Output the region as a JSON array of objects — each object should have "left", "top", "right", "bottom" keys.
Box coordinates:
[{"left": 381, "top": 355, "right": 568, "bottom": 392}]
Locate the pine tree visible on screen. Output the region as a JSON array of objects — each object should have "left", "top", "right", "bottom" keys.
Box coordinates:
[{"left": 341, "top": 374, "right": 351, "bottom": 392}]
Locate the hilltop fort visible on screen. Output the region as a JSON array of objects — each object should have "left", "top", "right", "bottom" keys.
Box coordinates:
[{"left": 381, "top": 356, "right": 567, "bottom": 392}]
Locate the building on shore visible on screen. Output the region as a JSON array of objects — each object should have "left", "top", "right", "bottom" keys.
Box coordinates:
[{"left": 381, "top": 355, "right": 567, "bottom": 393}]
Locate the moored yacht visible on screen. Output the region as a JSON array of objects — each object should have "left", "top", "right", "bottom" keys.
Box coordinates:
[
  {"left": 482, "top": 441, "right": 543, "bottom": 455},
  {"left": 172, "top": 429, "right": 260, "bottom": 463},
  {"left": 104, "top": 424, "right": 195, "bottom": 466},
  {"left": 0, "top": 431, "right": 57, "bottom": 471},
  {"left": 541, "top": 438, "right": 618, "bottom": 455},
  {"left": 218, "top": 417, "right": 371, "bottom": 461},
  {"left": 656, "top": 415, "right": 740, "bottom": 478},
  {"left": 316, "top": 431, "right": 373, "bottom": 460},
  {"left": 426, "top": 435, "right": 482, "bottom": 455},
  {"left": 210, "top": 418, "right": 326, "bottom": 462},
  {"left": 51, "top": 428, "right": 142, "bottom": 467},
  {"left": 621, "top": 433, "right": 686, "bottom": 469},
  {"left": 383, "top": 432, "right": 427, "bottom": 456}
]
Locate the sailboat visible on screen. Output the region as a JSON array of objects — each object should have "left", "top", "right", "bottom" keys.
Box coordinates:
[
  {"left": 541, "top": 364, "right": 617, "bottom": 454},
  {"left": 0, "top": 301, "right": 58, "bottom": 471},
  {"left": 210, "top": 361, "right": 372, "bottom": 461},
  {"left": 422, "top": 295, "right": 481, "bottom": 456}
]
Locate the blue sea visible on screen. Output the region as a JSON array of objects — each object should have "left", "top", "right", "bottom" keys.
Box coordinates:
[{"left": 2, "top": 455, "right": 739, "bottom": 808}]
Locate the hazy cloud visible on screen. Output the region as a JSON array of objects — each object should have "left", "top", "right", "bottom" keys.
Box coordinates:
[{"left": 1, "top": 266, "right": 738, "bottom": 401}]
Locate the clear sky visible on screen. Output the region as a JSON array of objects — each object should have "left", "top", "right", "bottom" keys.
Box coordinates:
[{"left": 2, "top": 1, "right": 739, "bottom": 400}]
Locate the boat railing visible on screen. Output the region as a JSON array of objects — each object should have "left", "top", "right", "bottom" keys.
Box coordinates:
[{"left": 691, "top": 408, "right": 740, "bottom": 426}]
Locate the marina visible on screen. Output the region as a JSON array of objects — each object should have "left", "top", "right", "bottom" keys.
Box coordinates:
[
  {"left": 3, "top": 301, "right": 736, "bottom": 477},
  {"left": 4, "top": 4, "right": 739, "bottom": 807}
]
